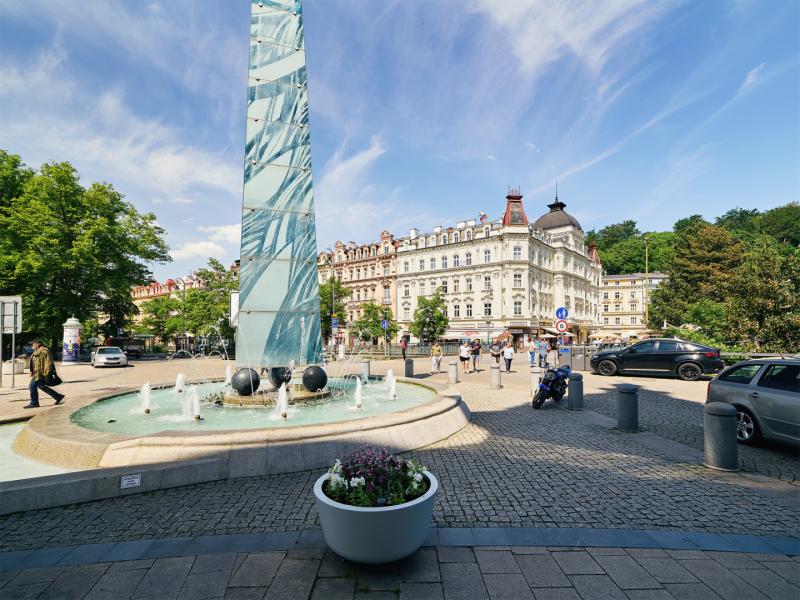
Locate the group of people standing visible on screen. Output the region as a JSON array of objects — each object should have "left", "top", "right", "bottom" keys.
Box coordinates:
[{"left": 430, "top": 336, "right": 553, "bottom": 375}]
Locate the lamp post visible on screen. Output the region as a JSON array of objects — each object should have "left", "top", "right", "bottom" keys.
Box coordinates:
[
  {"left": 643, "top": 236, "right": 650, "bottom": 328},
  {"left": 174, "top": 276, "right": 187, "bottom": 351}
]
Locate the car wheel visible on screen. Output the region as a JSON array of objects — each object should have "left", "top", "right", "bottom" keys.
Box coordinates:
[
  {"left": 597, "top": 360, "right": 618, "bottom": 376},
  {"left": 677, "top": 362, "right": 702, "bottom": 381},
  {"left": 736, "top": 408, "right": 761, "bottom": 445}
]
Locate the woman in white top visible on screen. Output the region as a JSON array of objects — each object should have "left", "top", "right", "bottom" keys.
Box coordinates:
[
  {"left": 525, "top": 339, "right": 537, "bottom": 367},
  {"left": 502, "top": 342, "right": 514, "bottom": 373},
  {"left": 459, "top": 340, "right": 471, "bottom": 374}
]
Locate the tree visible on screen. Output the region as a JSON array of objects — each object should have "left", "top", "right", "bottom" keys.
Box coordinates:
[
  {"left": 410, "top": 291, "right": 449, "bottom": 343},
  {"left": 673, "top": 214, "right": 708, "bottom": 236},
  {"left": 715, "top": 207, "right": 759, "bottom": 232},
  {"left": 183, "top": 258, "right": 239, "bottom": 341},
  {"left": 758, "top": 202, "right": 800, "bottom": 248},
  {"left": 598, "top": 232, "right": 675, "bottom": 275},
  {"left": 0, "top": 154, "right": 171, "bottom": 348},
  {"left": 587, "top": 220, "right": 640, "bottom": 250},
  {"left": 0, "top": 151, "right": 33, "bottom": 207},
  {"left": 319, "top": 277, "right": 350, "bottom": 342},
  {"left": 140, "top": 295, "right": 182, "bottom": 344},
  {"left": 349, "top": 302, "right": 398, "bottom": 344}
]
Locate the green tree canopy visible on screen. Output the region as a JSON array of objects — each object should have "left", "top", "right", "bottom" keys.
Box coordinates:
[
  {"left": 183, "top": 258, "right": 239, "bottom": 341},
  {"left": 139, "top": 295, "right": 182, "bottom": 344},
  {"left": 758, "top": 202, "right": 800, "bottom": 247},
  {"left": 319, "top": 276, "right": 350, "bottom": 341},
  {"left": 0, "top": 152, "right": 171, "bottom": 347},
  {"left": 410, "top": 291, "right": 449, "bottom": 343},
  {"left": 349, "top": 302, "right": 398, "bottom": 343},
  {"left": 586, "top": 220, "right": 640, "bottom": 250},
  {"left": 597, "top": 232, "right": 675, "bottom": 275}
]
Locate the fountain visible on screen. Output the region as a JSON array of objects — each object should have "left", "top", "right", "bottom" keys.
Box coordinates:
[
  {"left": 354, "top": 378, "right": 363, "bottom": 409},
  {"left": 175, "top": 373, "right": 185, "bottom": 394},
  {"left": 224, "top": 364, "right": 233, "bottom": 386},
  {"left": 276, "top": 383, "right": 289, "bottom": 419},
  {"left": 139, "top": 383, "right": 151, "bottom": 414},
  {"left": 386, "top": 369, "right": 397, "bottom": 399}
]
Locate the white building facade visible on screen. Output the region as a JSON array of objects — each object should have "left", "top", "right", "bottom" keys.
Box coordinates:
[
  {"left": 597, "top": 272, "right": 668, "bottom": 341},
  {"left": 395, "top": 190, "right": 602, "bottom": 345}
]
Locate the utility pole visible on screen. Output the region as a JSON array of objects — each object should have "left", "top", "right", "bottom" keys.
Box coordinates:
[{"left": 644, "top": 236, "right": 650, "bottom": 327}]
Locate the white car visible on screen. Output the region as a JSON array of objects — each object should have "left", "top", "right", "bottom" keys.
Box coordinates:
[{"left": 91, "top": 347, "right": 128, "bottom": 368}]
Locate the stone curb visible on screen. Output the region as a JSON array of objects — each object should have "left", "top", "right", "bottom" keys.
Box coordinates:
[{"left": 2, "top": 527, "right": 797, "bottom": 572}]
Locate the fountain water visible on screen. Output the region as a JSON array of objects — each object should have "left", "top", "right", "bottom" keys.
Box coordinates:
[
  {"left": 386, "top": 369, "right": 397, "bottom": 399},
  {"left": 175, "top": 373, "right": 186, "bottom": 394},
  {"left": 354, "top": 377, "right": 363, "bottom": 409},
  {"left": 139, "top": 383, "right": 152, "bottom": 414},
  {"left": 182, "top": 385, "right": 201, "bottom": 421},
  {"left": 276, "top": 383, "right": 289, "bottom": 419},
  {"left": 224, "top": 364, "right": 233, "bottom": 386}
]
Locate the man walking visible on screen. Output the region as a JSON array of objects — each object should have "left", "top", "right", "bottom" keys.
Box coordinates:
[
  {"left": 25, "top": 339, "right": 64, "bottom": 409},
  {"left": 470, "top": 339, "right": 481, "bottom": 373},
  {"left": 430, "top": 340, "right": 443, "bottom": 374},
  {"left": 526, "top": 337, "right": 537, "bottom": 367},
  {"left": 537, "top": 337, "right": 550, "bottom": 368}
]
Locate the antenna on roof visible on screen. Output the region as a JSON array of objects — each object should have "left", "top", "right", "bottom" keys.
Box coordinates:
[{"left": 555, "top": 180, "right": 558, "bottom": 201}]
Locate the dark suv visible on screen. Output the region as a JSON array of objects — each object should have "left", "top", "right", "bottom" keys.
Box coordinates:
[{"left": 590, "top": 338, "right": 724, "bottom": 381}]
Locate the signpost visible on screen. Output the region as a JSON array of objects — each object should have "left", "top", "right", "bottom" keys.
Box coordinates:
[
  {"left": 0, "top": 296, "right": 22, "bottom": 389},
  {"left": 555, "top": 306, "right": 569, "bottom": 320},
  {"left": 381, "top": 319, "right": 389, "bottom": 356},
  {"left": 555, "top": 319, "right": 568, "bottom": 333}
]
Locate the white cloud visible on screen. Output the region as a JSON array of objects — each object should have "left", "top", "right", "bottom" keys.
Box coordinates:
[
  {"left": 525, "top": 141, "right": 540, "bottom": 152},
  {"left": 487, "top": 154, "right": 495, "bottom": 160},
  {"left": 198, "top": 224, "right": 241, "bottom": 245},
  {"left": 171, "top": 241, "right": 226, "bottom": 261},
  {"left": 739, "top": 62, "right": 766, "bottom": 91}
]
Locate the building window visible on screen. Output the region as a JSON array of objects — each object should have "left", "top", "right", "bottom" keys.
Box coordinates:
[
  {"left": 454, "top": 304, "right": 460, "bottom": 317},
  {"left": 441, "top": 256, "right": 448, "bottom": 269},
  {"left": 484, "top": 249, "right": 491, "bottom": 263},
  {"left": 466, "top": 304, "right": 473, "bottom": 317},
  {"left": 442, "top": 306, "right": 448, "bottom": 317},
  {"left": 614, "top": 292, "right": 620, "bottom": 299},
  {"left": 383, "top": 286, "right": 390, "bottom": 301},
  {"left": 453, "top": 254, "right": 460, "bottom": 267},
  {"left": 383, "top": 245, "right": 389, "bottom": 254},
  {"left": 630, "top": 291, "right": 636, "bottom": 299},
  {"left": 384, "top": 265, "right": 390, "bottom": 276},
  {"left": 631, "top": 317, "right": 638, "bottom": 325},
  {"left": 403, "top": 307, "right": 410, "bottom": 319},
  {"left": 349, "top": 269, "right": 353, "bottom": 279},
  {"left": 465, "top": 253, "right": 472, "bottom": 266},
  {"left": 484, "top": 227, "right": 490, "bottom": 237},
  {"left": 420, "top": 282, "right": 426, "bottom": 296},
  {"left": 483, "top": 275, "right": 491, "bottom": 291},
  {"left": 453, "top": 279, "right": 460, "bottom": 292},
  {"left": 615, "top": 317, "right": 621, "bottom": 325},
  {"left": 429, "top": 236, "right": 436, "bottom": 246},
  {"left": 603, "top": 305, "right": 609, "bottom": 312},
  {"left": 466, "top": 278, "right": 473, "bottom": 291},
  {"left": 403, "top": 261, "right": 409, "bottom": 274},
  {"left": 454, "top": 232, "right": 460, "bottom": 242},
  {"left": 603, "top": 317, "right": 609, "bottom": 324},
  {"left": 441, "top": 235, "right": 447, "bottom": 245},
  {"left": 615, "top": 281, "right": 620, "bottom": 285},
  {"left": 630, "top": 304, "right": 637, "bottom": 312},
  {"left": 371, "top": 266, "right": 375, "bottom": 278},
  {"left": 513, "top": 273, "right": 522, "bottom": 288},
  {"left": 615, "top": 304, "right": 621, "bottom": 311},
  {"left": 484, "top": 302, "right": 492, "bottom": 316},
  {"left": 466, "top": 231, "right": 472, "bottom": 241},
  {"left": 513, "top": 301, "right": 522, "bottom": 315},
  {"left": 441, "top": 280, "right": 448, "bottom": 294},
  {"left": 356, "top": 290, "right": 361, "bottom": 301},
  {"left": 513, "top": 246, "right": 521, "bottom": 260},
  {"left": 419, "top": 260, "right": 424, "bottom": 271},
  {"left": 603, "top": 292, "right": 608, "bottom": 299},
  {"left": 404, "top": 285, "right": 410, "bottom": 298},
  {"left": 430, "top": 258, "right": 436, "bottom": 270}
]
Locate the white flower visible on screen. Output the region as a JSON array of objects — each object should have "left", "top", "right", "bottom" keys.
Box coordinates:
[
  {"left": 328, "top": 473, "right": 347, "bottom": 490},
  {"left": 332, "top": 459, "right": 343, "bottom": 474},
  {"left": 413, "top": 472, "right": 423, "bottom": 483},
  {"left": 349, "top": 476, "right": 366, "bottom": 488}
]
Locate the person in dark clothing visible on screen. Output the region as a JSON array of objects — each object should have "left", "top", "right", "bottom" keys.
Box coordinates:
[
  {"left": 24, "top": 339, "right": 64, "bottom": 409},
  {"left": 401, "top": 337, "right": 407, "bottom": 360},
  {"left": 470, "top": 339, "right": 481, "bottom": 372}
]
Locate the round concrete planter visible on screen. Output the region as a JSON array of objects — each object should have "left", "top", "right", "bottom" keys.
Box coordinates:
[{"left": 314, "top": 470, "right": 438, "bottom": 563}]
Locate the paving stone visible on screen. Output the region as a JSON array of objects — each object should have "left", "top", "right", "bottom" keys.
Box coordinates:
[
  {"left": 309, "top": 577, "right": 355, "bottom": 600},
  {"left": 354, "top": 591, "right": 396, "bottom": 600},
  {"left": 515, "top": 555, "right": 570, "bottom": 588},
  {"left": 191, "top": 554, "right": 237, "bottom": 574},
  {"left": 317, "top": 553, "right": 356, "bottom": 578},
  {"left": 531, "top": 589, "right": 581, "bottom": 600},
  {"left": 511, "top": 547, "right": 549, "bottom": 555},
  {"left": 552, "top": 552, "right": 604, "bottom": 575},
  {"left": 588, "top": 548, "right": 628, "bottom": 556},
  {"left": 440, "top": 562, "right": 488, "bottom": 599},
  {"left": 749, "top": 553, "right": 794, "bottom": 562},
  {"left": 179, "top": 570, "right": 230, "bottom": 599},
  {"left": 228, "top": 553, "right": 284, "bottom": 587},
  {"left": 40, "top": 564, "right": 108, "bottom": 599},
  {"left": 663, "top": 582, "right": 721, "bottom": 599},
  {"left": 761, "top": 559, "right": 800, "bottom": 586},
  {"left": 288, "top": 549, "right": 325, "bottom": 560},
  {"left": 0, "top": 582, "right": 50, "bottom": 599},
  {"left": 0, "top": 569, "right": 18, "bottom": 588},
  {"left": 636, "top": 558, "right": 698, "bottom": 584},
  {"left": 733, "top": 568, "right": 800, "bottom": 600},
  {"left": 665, "top": 550, "right": 708, "bottom": 560},
  {"left": 594, "top": 555, "right": 660, "bottom": 590},
  {"left": 705, "top": 552, "right": 763, "bottom": 571},
  {"left": 109, "top": 559, "right": 156, "bottom": 572},
  {"left": 483, "top": 573, "right": 534, "bottom": 599},
  {"left": 625, "top": 549, "right": 668, "bottom": 559},
  {"left": 398, "top": 548, "right": 440, "bottom": 582},
  {"left": 263, "top": 558, "right": 319, "bottom": 600},
  {"left": 679, "top": 559, "right": 768, "bottom": 600},
  {"left": 476, "top": 551, "right": 521, "bottom": 574},
  {"left": 400, "top": 581, "right": 444, "bottom": 600},
  {"left": 568, "top": 574, "right": 627, "bottom": 599},
  {"left": 224, "top": 586, "right": 267, "bottom": 599},
  {"left": 86, "top": 568, "right": 148, "bottom": 600},
  {"left": 437, "top": 547, "right": 476, "bottom": 563},
  {"left": 133, "top": 556, "right": 195, "bottom": 598},
  {"left": 6, "top": 566, "right": 66, "bottom": 585},
  {"left": 357, "top": 565, "right": 401, "bottom": 591},
  {"left": 623, "top": 591, "right": 675, "bottom": 600}
]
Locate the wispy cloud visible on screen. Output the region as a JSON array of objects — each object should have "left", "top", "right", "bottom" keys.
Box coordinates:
[
  {"left": 739, "top": 62, "right": 766, "bottom": 91},
  {"left": 171, "top": 241, "right": 227, "bottom": 261},
  {"left": 198, "top": 224, "right": 241, "bottom": 245}
]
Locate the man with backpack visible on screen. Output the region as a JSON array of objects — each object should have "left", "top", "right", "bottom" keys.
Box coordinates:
[{"left": 24, "top": 339, "right": 64, "bottom": 408}]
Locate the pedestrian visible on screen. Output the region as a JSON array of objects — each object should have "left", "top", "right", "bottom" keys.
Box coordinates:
[
  {"left": 526, "top": 337, "right": 537, "bottom": 367},
  {"left": 502, "top": 341, "right": 514, "bottom": 373},
  {"left": 401, "top": 337, "right": 407, "bottom": 361},
  {"left": 470, "top": 339, "right": 481, "bottom": 372},
  {"left": 490, "top": 338, "right": 502, "bottom": 365},
  {"left": 459, "top": 340, "right": 471, "bottom": 373},
  {"left": 538, "top": 337, "right": 549, "bottom": 367},
  {"left": 25, "top": 339, "right": 64, "bottom": 409},
  {"left": 430, "top": 340, "right": 443, "bottom": 374}
]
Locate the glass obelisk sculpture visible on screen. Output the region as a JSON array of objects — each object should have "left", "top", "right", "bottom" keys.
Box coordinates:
[{"left": 236, "top": 0, "right": 323, "bottom": 369}]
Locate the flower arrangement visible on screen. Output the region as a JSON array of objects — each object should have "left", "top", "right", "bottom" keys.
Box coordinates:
[{"left": 323, "top": 447, "right": 428, "bottom": 507}]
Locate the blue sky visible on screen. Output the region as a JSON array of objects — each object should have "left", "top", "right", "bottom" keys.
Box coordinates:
[{"left": 1, "top": 0, "right": 798, "bottom": 281}]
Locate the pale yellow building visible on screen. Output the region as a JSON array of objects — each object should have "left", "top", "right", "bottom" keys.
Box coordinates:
[{"left": 596, "top": 272, "right": 668, "bottom": 341}]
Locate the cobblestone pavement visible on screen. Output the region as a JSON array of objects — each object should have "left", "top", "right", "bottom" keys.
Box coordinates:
[
  {"left": 1, "top": 360, "right": 798, "bottom": 553},
  {"left": 583, "top": 377, "right": 800, "bottom": 483},
  {"left": 2, "top": 545, "right": 798, "bottom": 600}
]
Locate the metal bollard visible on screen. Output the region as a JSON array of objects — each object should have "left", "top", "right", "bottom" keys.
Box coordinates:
[
  {"left": 704, "top": 402, "right": 739, "bottom": 471},
  {"left": 448, "top": 360, "right": 459, "bottom": 384},
  {"left": 530, "top": 366, "right": 542, "bottom": 396},
  {"left": 490, "top": 365, "right": 502, "bottom": 389},
  {"left": 617, "top": 384, "right": 639, "bottom": 432},
  {"left": 404, "top": 358, "right": 414, "bottom": 378},
  {"left": 567, "top": 372, "right": 584, "bottom": 411},
  {"left": 360, "top": 361, "right": 370, "bottom": 384}
]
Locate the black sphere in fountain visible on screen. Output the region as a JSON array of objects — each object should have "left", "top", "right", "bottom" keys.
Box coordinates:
[
  {"left": 302, "top": 365, "right": 328, "bottom": 392},
  {"left": 269, "top": 367, "right": 292, "bottom": 389},
  {"left": 231, "top": 368, "right": 260, "bottom": 396}
]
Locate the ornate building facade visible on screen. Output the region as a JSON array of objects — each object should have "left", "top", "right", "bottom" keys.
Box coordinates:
[
  {"left": 394, "top": 190, "right": 602, "bottom": 345},
  {"left": 596, "top": 272, "right": 668, "bottom": 341},
  {"left": 317, "top": 231, "right": 398, "bottom": 346}
]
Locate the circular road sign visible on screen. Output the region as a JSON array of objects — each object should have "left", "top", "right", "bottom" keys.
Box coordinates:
[
  {"left": 555, "top": 306, "right": 569, "bottom": 320},
  {"left": 555, "top": 319, "right": 568, "bottom": 333}
]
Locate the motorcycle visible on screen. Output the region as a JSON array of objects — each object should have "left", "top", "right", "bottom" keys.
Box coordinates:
[{"left": 532, "top": 365, "right": 571, "bottom": 409}]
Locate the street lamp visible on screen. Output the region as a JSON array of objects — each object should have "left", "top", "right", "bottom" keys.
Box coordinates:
[
  {"left": 174, "top": 276, "right": 187, "bottom": 351},
  {"left": 643, "top": 236, "right": 650, "bottom": 327}
]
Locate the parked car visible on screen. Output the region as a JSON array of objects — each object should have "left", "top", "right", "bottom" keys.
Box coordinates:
[
  {"left": 590, "top": 338, "right": 724, "bottom": 381},
  {"left": 91, "top": 346, "right": 129, "bottom": 368},
  {"left": 707, "top": 359, "right": 799, "bottom": 445}
]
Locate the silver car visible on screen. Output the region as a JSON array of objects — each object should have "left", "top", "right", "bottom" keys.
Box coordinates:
[
  {"left": 91, "top": 346, "right": 129, "bottom": 368},
  {"left": 707, "top": 359, "right": 799, "bottom": 445}
]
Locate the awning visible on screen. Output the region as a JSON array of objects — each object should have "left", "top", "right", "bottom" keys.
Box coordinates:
[{"left": 544, "top": 327, "right": 575, "bottom": 336}]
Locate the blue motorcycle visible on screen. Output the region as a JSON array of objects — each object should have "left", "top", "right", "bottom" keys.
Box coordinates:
[{"left": 532, "top": 365, "right": 571, "bottom": 409}]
